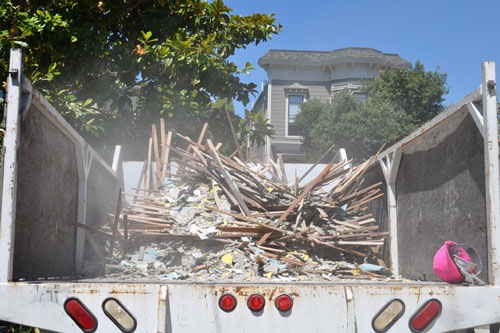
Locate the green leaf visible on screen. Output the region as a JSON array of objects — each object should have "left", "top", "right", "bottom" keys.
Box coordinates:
[
  {"left": 0, "top": 0, "right": 281, "bottom": 155},
  {"left": 82, "top": 98, "right": 93, "bottom": 107},
  {"left": 12, "top": 40, "right": 28, "bottom": 48},
  {"left": 141, "top": 30, "right": 152, "bottom": 41}
]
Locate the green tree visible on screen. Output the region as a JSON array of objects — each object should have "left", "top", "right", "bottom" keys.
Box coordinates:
[
  {"left": 296, "top": 61, "right": 448, "bottom": 161},
  {"left": 362, "top": 60, "right": 448, "bottom": 124},
  {"left": 0, "top": 0, "right": 281, "bottom": 159},
  {"left": 296, "top": 94, "right": 413, "bottom": 161},
  {"left": 333, "top": 98, "right": 414, "bottom": 159},
  {"left": 296, "top": 96, "right": 348, "bottom": 160}
]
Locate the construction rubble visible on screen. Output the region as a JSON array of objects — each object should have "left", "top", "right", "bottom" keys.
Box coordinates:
[{"left": 102, "top": 121, "right": 392, "bottom": 282}]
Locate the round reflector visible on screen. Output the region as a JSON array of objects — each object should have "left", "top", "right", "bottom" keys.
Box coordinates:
[
  {"left": 372, "top": 298, "right": 405, "bottom": 332},
  {"left": 219, "top": 294, "right": 237, "bottom": 312},
  {"left": 64, "top": 298, "right": 98, "bottom": 332},
  {"left": 102, "top": 298, "right": 137, "bottom": 332},
  {"left": 409, "top": 299, "right": 442, "bottom": 332},
  {"left": 247, "top": 294, "right": 265, "bottom": 312},
  {"left": 275, "top": 294, "right": 293, "bottom": 312}
]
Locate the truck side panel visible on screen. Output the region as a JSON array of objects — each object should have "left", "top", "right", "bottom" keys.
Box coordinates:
[
  {"left": 397, "top": 111, "right": 487, "bottom": 282},
  {"left": 362, "top": 91, "right": 492, "bottom": 283},
  {"left": 7, "top": 80, "right": 121, "bottom": 280},
  {"left": 13, "top": 99, "right": 79, "bottom": 279}
]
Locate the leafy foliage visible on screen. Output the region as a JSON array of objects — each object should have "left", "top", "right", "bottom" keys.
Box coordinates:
[
  {"left": 0, "top": 0, "right": 281, "bottom": 158},
  {"left": 244, "top": 108, "right": 275, "bottom": 148},
  {"left": 362, "top": 60, "right": 448, "bottom": 124},
  {"left": 296, "top": 62, "right": 448, "bottom": 161}
]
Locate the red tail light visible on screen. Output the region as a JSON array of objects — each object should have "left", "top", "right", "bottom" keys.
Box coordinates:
[
  {"left": 64, "top": 298, "right": 98, "bottom": 332},
  {"left": 409, "top": 299, "right": 442, "bottom": 332},
  {"left": 219, "top": 294, "right": 237, "bottom": 312},
  {"left": 247, "top": 294, "right": 265, "bottom": 312},
  {"left": 275, "top": 294, "right": 293, "bottom": 312}
]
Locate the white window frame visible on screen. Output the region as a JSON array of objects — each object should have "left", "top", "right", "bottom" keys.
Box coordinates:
[{"left": 285, "top": 93, "right": 307, "bottom": 138}]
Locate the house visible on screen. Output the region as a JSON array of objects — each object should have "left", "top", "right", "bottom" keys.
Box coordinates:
[{"left": 248, "top": 47, "right": 410, "bottom": 162}]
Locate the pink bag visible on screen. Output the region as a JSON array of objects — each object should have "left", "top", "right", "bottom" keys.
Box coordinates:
[{"left": 433, "top": 240, "right": 479, "bottom": 283}]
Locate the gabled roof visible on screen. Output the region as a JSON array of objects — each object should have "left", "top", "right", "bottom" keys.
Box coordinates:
[{"left": 258, "top": 47, "right": 410, "bottom": 68}]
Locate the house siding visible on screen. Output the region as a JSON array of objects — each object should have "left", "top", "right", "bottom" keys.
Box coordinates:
[
  {"left": 270, "top": 79, "right": 331, "bottom": 141},
  {"left": 330, "top": 62, "right": 382, "bottom": 81}
]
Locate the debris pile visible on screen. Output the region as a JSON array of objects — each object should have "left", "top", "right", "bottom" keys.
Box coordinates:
[{"left": 104, "top": 121, "right": 389, "bottom": 282}]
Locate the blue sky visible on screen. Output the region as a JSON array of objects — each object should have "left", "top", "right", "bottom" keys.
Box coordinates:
[{"left": 225, "top": 0, "right": 500, "bottom": 117}]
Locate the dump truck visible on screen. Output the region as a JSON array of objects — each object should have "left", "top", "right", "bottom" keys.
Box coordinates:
[{"left": 1, "top": 48, "right": 500, "bottom": 332}]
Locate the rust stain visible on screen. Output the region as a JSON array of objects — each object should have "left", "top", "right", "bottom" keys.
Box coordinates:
[
  {"left": 235, "top": 288, "right": 250, "bottom": 297},
  {"left": 268, "top": 287, "right": 277, "bottom": 301},
  {"left": 218, "top": 286, "right": 229, "bottom": 295},
  {"left": 71, "top": 288, "right": 99, "bottom": 295}
]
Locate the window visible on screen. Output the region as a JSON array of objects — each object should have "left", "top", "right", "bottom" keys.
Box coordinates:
[
  {"left": 287, "top": 94, "right": 304, "bottom": 136},
  {"left": 353, "top": 92, "right": 367, "bottom": 102}
]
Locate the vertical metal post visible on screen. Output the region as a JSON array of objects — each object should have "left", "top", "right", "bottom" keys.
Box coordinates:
[
  {"left": 0, "top": 49, "right": 23, "bottom": 282},
  {"left": 112, "top": 144, "right": 125, "bottom": 195},
  {"left": 379, "top": 151, "right": 402, "bottom": 276},
  {"left": 482, "top": 62, "right": 500, "bottom": 285},
  {"left": 75, "top": 147, "right": 92, "bottom": 274},
  {"left": 112, "top": 145, "right": 122, "bottom": 173}
]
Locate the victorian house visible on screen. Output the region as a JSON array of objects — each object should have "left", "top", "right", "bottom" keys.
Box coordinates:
[{"left": 248, "top": 47, "right": 410, "bottom": 162}]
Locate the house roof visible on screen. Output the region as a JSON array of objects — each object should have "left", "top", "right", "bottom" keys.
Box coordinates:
[{"left": 258, "top": 47, "right": 410, "bottom": 68}]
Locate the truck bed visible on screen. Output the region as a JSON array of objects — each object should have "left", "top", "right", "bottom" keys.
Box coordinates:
[{"left": 2, "top": 55, "right": 494, "bottom": 286}]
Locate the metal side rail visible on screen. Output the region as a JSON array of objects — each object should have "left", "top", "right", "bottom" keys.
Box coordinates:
[{"left": 2, "top": 282, "right": 500, "bottom": 332}]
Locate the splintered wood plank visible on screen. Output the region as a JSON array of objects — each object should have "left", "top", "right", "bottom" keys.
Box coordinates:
[
  {"left": 297, "top": 142, "right": 337, "bottom": 185},
  {"left": 224, "top": 107, "right": 244, "bottom": 160},
  {"left": 163, "top": 130, "right": 173, "bottom": 176},
  {"left": 123, "top": 213, "right": 128, "bottom": 240},
  {"left": 159, "top": 119, "right": 167, "bottom": 180},
  {"left": 145, "top": 138, "right": 153, "bottom": 191},
  {"left": 276, "top": 163, "right": 333, "bottom": 225},
  {"left": 256, "top": 232, "right": 272, "bottom": 247},
  {"left": 307, "top": 234, "right": 366, "bottom": 257},
  {"left": 205, "top": 206, "right": 286, "bottom": 234},
  {"left": 125, "top": 215, "right": 174, "bottom": 228},
  {"left": 257, "top": 164, "right": 331, "bottom": 245},
  {"left": 207, "top": 139, "right": 251, "bottom": 216},
  {"left": 135, "top": 160, "right": 148, "bottom": 195},
  {"left": 277, "top": 154, "right": 289, "bottom": 185},
  {"left": 346, "top": 192, "right": 385, "bottom": 212},
  {"left": 152, "top": 124, "right": 162, "bottom": 188}
]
